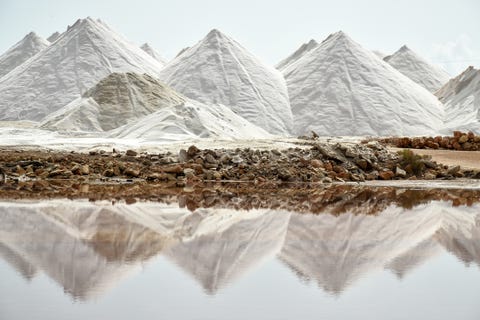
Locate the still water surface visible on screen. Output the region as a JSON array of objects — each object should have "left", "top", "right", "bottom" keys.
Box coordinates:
[{"left": 0, "top": 188, "right": 479, "bottom": 320}]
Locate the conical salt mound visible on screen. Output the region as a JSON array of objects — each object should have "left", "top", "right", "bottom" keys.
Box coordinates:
[
  {"left": 158, "top": 29, "right": 293, "bottom": 135},
  {"left": 384, "top": 45, "right": 450, "bottom": 92},
  {"left": 41, "top": 72, "right": 271, "bottom": 141},
  {"left": 40, "top": 72, "right": 185, "bottom": 132},
  {"left": 0, "top": 17, "right": 164, "bottom": 121},
  {"left": 0, "top": 32, "right": 49, "bottom": 78},
  {"left": 283, "top": 31, "right": 445, "bottom": 136},
  {"left": 47, "top": 31, "right": 61, "bottom": 43},
  {"left": 436, "top": 66, "right": 480, "bottom": 133},
  {"left": 141, "top": 43, "right": 167, "bottom": 65},
  {"left": 276, "top": 39, "right": 318, "bottom": 71},
  {"left": 372, "top": 50, "right": 386, "bottom": 59}
]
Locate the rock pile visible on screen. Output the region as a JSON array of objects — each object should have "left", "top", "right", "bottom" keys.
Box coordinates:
[
  {"left": 380, "top": 131, "right": 480, "bottom": 151},
  {"left": 0, "top": 141, "right": 478, "bottom": 189}
]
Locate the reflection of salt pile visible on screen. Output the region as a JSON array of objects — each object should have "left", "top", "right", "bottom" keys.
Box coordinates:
[
  {"left": 0, "top": 32, "right": 49, "bottom": 78},
  {"left": 279, "top": 203, "right": 480, "bottom": 295},
  {"left": 1, "top": 198, "right": 479, "bottom": 300},
  {"left": 158, "top": 29, "right": 293, "bottom": 135},
  {"left": 385, "top": 238, "right": 442, "bottom": 278},
  {"left": 164, "top": 209, "right": 291, "bottom": 294},
  {"left": 0, "top": 242, "right": 37, "bottom": 280},
  {"left": 283, "top": 31, "right": 444, "bottom": 136},
  {"left": 0, "top": 201, "right": 170, "bottom": 300},
  {"left": 0, "top": 17, "right": 164, "bottom": 121},
  {"left": 384, "top": 45, "right": 450, "bottom": 92},
  {"left": 436, "top": 66, "right": 480, "bottom": 134},
  {"left": 435, "top": 213, "right": 480, "bottom": 267}
]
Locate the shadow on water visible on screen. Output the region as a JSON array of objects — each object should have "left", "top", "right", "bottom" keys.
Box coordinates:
[{"left": 0, "top": 184, "right": 479, "bottom": 301}]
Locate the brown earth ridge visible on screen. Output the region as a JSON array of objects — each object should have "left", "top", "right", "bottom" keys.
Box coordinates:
[
  {"left": 378, "top": 131, "right": 480, "bottom": 151},
  {"left": 0, "top": 140, "right": 479, "bottom": 192}
]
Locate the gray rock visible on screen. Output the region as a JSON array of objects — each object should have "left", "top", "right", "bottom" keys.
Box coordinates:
[
  {"left": 205, "top": 153, "right": 217, "bottom": 164},
  {"left": 420, "top": 159, "right": 437, "bottom": 169},
  {"left": 183, "top": 168, "right": 196, "bottom": 178},
  {"left": 447, "top": 165, "right": 461, "bottom": 175},
  {"left": 231, "top": 155, "right": 243, "bottom": 164},
  {"left": 395, "top": 166, "right": 407, "bottom": 178},
  {"left": 126, "top": 149, "right": 138, "bottom": 157},
  {"left": 187, "top": 145, "right": 200, "bottom": 157},
  {"left": 178, "top": 149, "right": 188, "bottom": 163}
]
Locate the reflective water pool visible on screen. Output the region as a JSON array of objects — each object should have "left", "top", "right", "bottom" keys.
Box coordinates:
[{"left": 0, "top": 187, "right": 479, "bottom": 319}]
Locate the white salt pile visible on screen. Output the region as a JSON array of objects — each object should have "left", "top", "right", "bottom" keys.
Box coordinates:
[
  {"left": 384, "top": 45, "right": 450, "bottom": 92},
  {"left": 158, "top": 29, "right": 293, "bottom": 135},
  {"left": 0, "top": 17, "right": 164, "bottom": 122},
  {"left": 283, "top": 31, "right": 445, "bottom": 136}
]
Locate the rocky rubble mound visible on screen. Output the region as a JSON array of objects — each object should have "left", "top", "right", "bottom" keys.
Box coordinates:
[
  {"left": 0, "top": 141, "right": 478, "bottom": 191},
  {"left": 380, "top": 131, "right": 480, "bottom": 151}
]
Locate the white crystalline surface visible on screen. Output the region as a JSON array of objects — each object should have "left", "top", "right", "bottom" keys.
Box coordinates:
[
  {"left": 0, "top": 32, "right": 49, "bottom": 79},
  {"left": 158, "top": 29, "right": 293, "bottom": 135},
  {"left": 276, "top": 39, "right": 318, "bottom": 71},
  {"left": 436, "top": 66, "right": 480, "bottom": 134},
  {"left": 47, "top": 31, "right": 61, "bottom": 43},
  {"left": 0, "top": 17, "right": 164, "bottom": 122},
  {"left": 283, "top": 31, "right": 445, "bottom": 136},
  {"left": 384, "top": 45, "right": 451, "bottom": 92},
  {"left": 140, "top": 43, "right": 167, "bottom": 65},
  {"left": 372, "top": 50, "right": 386, "bottom": 59},
  {"left": 110, "top": 100, "right": 272, "bottom": 141}
]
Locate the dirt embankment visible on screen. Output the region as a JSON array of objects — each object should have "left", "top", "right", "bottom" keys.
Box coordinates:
[
  {"left": 372, "top": 131, "right": 480, "bottom": 171},
  {"left": 393, "top": 148, "right": 480, "bottom": 171},
  {"left": 380, "top": 131, "right": 480, "bottom": 151},
  {"left": 0, "top": 140, "right": 479, "bottom": 196}
]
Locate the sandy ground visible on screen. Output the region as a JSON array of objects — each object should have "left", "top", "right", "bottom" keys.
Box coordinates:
[{"left": 391, "top": 148, "right": 480, "bottom": 170}]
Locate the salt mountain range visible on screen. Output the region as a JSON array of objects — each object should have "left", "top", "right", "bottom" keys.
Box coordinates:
[{"left": 0, "top": 16, "right": 478, "bottom": 139}]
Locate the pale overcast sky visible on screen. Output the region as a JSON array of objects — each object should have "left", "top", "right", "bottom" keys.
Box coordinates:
[{"left": 0, "top": 0, "right": 479, "bottom": 75}]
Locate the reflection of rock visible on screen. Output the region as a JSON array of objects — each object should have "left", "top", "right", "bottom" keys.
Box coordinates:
[
  {"left": 0, "top": 201, "right": 172, "bottom": 300},
  {"left": 164, "top": 209, "right": 291, "bottom": 294},
  {"left": 279, "top": 203, "right": 480, "bottom": 295}
]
